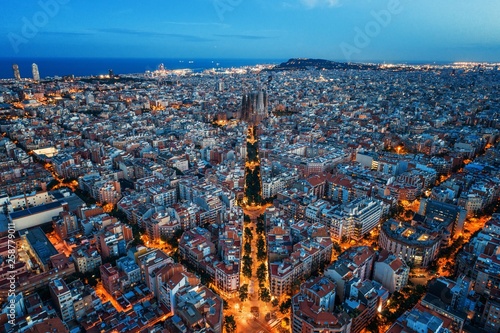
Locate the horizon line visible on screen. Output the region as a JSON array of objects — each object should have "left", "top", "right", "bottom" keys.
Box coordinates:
[{"left": 1, "top": 57, "right": 499, "bottom": 65}]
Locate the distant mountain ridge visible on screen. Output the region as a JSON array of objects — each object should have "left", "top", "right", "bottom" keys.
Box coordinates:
[{"left": 270, "top": 58, "right": 381, "bottom": 71}]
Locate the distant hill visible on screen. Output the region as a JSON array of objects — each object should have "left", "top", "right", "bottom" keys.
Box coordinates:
[{"left": 270, "top": 58, "right": 380, "bottom": 71}]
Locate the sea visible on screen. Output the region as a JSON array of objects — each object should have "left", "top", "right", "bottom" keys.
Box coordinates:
[{"left": 0, "top": 58, "right": 285, "bottom": 79}]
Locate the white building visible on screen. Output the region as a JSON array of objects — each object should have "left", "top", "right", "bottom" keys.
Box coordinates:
[
  {"left": 8, "top": 191, "right": 53, "bottom": 212},
  {"left": 344, "top": 197, "right": 383, "bottom": 240},
  {"left": 215, "top": 261, "right": 240, "bottom": 294},
  {"left": 156, "top": 263, "right": 199, "bottom": 315},
  {"left": 97, "top": 180, "right": 122, "bottom": 204},
  {"left": 49, "top": 278, "right": 75, "bottom": 323},
  {"left": 326, "top": 197, "right": 383, "bottom": 241},
  {"left": 72, "top": 245, "right": 102, "bottom": 274},
  {"left": 262, "top": 172, "right": 298, "bottom": 199},
  {"left": 373, "top": 251, "right": 410, "bottom": 293},
  {"left": 10, "top": 201, "right": 65, "bottom": 231}
]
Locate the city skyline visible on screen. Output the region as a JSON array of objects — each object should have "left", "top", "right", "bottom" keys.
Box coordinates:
[
  {"left": 1, "top": 0, "right": 500, "bottom": 63},
  {"left": 1, "top": 44, "right": 499, "bottom": 333}
]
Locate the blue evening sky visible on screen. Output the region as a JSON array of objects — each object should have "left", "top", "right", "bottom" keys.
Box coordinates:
[{"left": 1, "top": 0, "right": 499, "bottom": 62}]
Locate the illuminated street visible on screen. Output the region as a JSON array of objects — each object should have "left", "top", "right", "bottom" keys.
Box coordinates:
[
  {"left": 95, "top": 282, "right": 128, "bottom": 312},
  {"left": 226, "top": 214, "right": 282, "bottom": 333},
  {"left": 47, "top": 232, "right": 74, "bottom": 257},
  {"left": 43, "top": 162, "right": 79, "bottom": 191},
  {"left": 437, "top": 215, "right": 492, "bottom": 277},
  {"left": 222, "top": 124, "right": 286, "bottom": 332},
  {"left": 214, "top": 208, "right": 283, "bottom": 332}
]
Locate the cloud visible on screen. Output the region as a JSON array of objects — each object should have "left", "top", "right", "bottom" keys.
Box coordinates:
[
  {"left": 95, "top": 28, "right": 213, "bottom": 42},
  {"left": 215, "top": 34, "right": 272, "bottom": 40},
  {"left": 163, "top": 21, "right": 229, "bottom": 28},
  {"left": 458, "top": 42, "right": 500, "bottom": 50},
  {"left": 40, "top": 31, "right": 94, "bottom": 37},
  {"left": 300, "top": 0, "right": 341, "bottom": 8}
]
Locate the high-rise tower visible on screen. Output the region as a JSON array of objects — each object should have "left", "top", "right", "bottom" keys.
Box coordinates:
[
  {"left": 32, "top": 63, "right": 40, "bottom": 82},
  {"left": 12, "top": 64, "right": 21, "bottom": 81},
  {"left": 216, "top": 80, "right": 224, "bottom": 92}
]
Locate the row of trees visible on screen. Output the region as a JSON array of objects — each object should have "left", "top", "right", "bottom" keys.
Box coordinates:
[
  {"left": 254, "top": 213, "right": 270, "bottom": 305},
  {"left": 224, "top": 315, "right": 237, "bottom": 333},
  {"left": 428, "top": 235, "right": 465, "bottom": 275},
  {"left": 256, "top": 236, "right": 266, "bottom": 261},
  {"left": 244, "top": 166, "right": 262, "bottom": 205},
  {"left": 242, "top": 254, "right": 253, "bottom": 278},
  {"left": 256, "top": 214, "right": 265, "bottom": 235},
  {"left": 257, "top": 263, "right": 267, "bottom": 287},
  {"left": 244, "top": 129, "right": 261, "bottom": 206},
  {"left": 279, "top": 298, "right": 292, "bottom": 314},
  {"left": 244, "top": 227, "right": 253, "bottom": 241},
  {"left": 379, "top": 285, "right": 427, "bottom": 326},
  {"left": 259, "top": 287, "right": 271, "bottom": 302},
  {"left": 238, "top": 284, "right": 248, "bottom": 302},
  {"left": 246, "top": 137, "right": 259, "bottom": 163},
  {"left": 242, "top": 221, "right": 254, "bottom": 279}
]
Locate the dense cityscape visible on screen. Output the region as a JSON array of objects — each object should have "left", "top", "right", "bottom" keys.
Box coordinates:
[{"left": 0, "top": 58, "right": 499, "bottom": 333}]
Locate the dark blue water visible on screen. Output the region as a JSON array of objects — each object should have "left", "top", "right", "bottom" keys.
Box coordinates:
[{"left": 0, "top": 58, "right": 285, "bottom": 79}]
